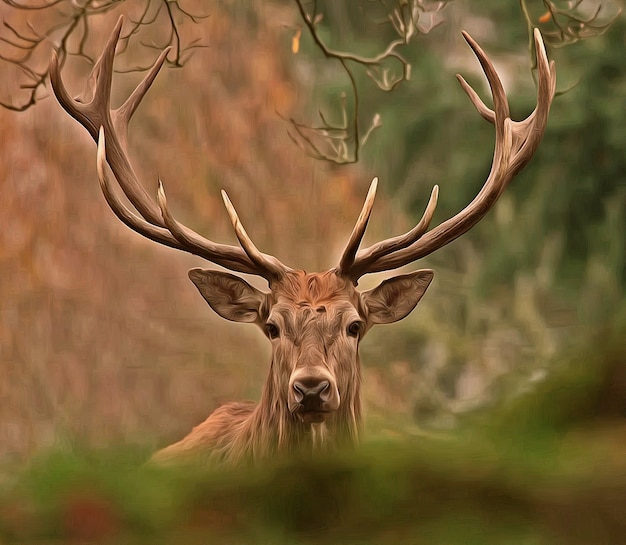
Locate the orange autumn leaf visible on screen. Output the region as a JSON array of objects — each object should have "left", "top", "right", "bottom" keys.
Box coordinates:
[
  {"left": 539, "top": 11, "right": 552, "bottom": 23},
  {"left": 292, "top": 29, "right": 301, "bottom": 53}
]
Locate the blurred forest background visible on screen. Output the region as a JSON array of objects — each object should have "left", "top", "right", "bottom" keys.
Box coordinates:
[
  {"left": 0, "top": 0, "right": 624, "bottom": 458},
  {"left": 0, "top": 0, "right": 624, "bottom": 542}
]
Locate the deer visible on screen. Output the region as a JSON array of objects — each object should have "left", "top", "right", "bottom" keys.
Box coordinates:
[{"left": 49, "top": 17, "right": 556, "bottom": 466}]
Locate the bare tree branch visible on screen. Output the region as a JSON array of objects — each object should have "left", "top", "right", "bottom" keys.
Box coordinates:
[
  {"left": 521, "top": 0, "right": 622, "bottom": 52},
  {"left": 0, "top": 0, "right": 208, "bottom": 111},
  {"left": 519, "top": 0, "right": 621, "bottom": 95},
  {"left": 1, "top": 0, "right": 621, "bottom": 165},
  {"left": 290, "top": 0, "right": 451, "bottom": 164},
  {"left": 3, "top": 0, "right": 65, "bottom": 8}
]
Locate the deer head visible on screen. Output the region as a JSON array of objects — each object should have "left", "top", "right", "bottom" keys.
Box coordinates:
[{"left": 49, "top": 17, "right": 556, "bottom": 456}]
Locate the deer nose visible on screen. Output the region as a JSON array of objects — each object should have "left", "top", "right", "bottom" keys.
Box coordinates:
[{"left": 292, "top": 378, "right": 331, "bottom": 404}]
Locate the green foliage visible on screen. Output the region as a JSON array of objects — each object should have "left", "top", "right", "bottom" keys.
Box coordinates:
[
  {"left": 423, "top": 13, "right": 624, "bottom": 301},
  {"left": 307, "top": 1, "right": 624, "bottom": 302},
  {"left": 301, "top": 4, "right": 625, "bottom": 411},
  {"left": 2, "top": 320, "right": 623, "bottom": 544},
  {"left": 472, "top": 311, "right": 626, "bottom": 433},
  {"left": 2, "top": 417, "right": 623, "bottom": 542}
]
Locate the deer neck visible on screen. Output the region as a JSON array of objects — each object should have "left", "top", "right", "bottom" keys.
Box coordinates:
[{"left": 233, "top": 354, "right": 362, "bottom": 463}]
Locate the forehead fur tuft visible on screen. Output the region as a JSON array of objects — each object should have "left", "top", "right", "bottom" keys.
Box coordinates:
[{"left": 274, "top": 270, "right": 356, "bottom": 306}]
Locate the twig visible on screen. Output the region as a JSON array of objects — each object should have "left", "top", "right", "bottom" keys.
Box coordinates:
[
  {"left": 290, "top": 0, "right": 449, "bottom": 164},
  {"left": 0, "top": 0, "right": 208, "bottom": 111}
]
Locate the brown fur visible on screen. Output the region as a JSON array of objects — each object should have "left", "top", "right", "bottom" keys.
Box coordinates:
[{"left": 150, "top": 269, "right": 432, "bottom": 467}]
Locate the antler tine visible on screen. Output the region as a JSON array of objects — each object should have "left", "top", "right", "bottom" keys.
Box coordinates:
[
  {"left": 95, "top": 127, "right": 181, "bottom": 249},
  {"left": 338, "top": 178, "right": 378, "bottom": 274},
  {"left": 221, "top": 191, "right": 288, "bottom": 281},
  {"left": 457, "top": 28, "right": 556, "bottom": 174},
  {"left": 53, "top": 18, "right": 291, "bottom": 282},
  {"left": 461, "top": 31, "right": 510, "bottom": 126},
  {"left": 49, "top": 17, "right": 123, "bottom": 138},
  {"left": 509, "top": 28, "right": 556, "bottom": 173},
  {"left": 96, "top": 128, "right": 262, "bottom": 275},
  {"left": 156, "top": 182, "right": 270, "bottom": 275},
  {"left": 456, "top": 73, "right": 494, "bottom": 123},
  {"left": 50, "top": 16, "right": 163, "bottom": 226},
  {"left": 91, "top": 15, "right": 122, "bottom": 120},
  {"left": 344, "top": 184, "right": 439, "bottom": 280},
  {"left": 340, "top": 30, "right": 554, "bottom": 280},
  {"left": 114, "top": 46, "right": 171, "bottom": 148}
]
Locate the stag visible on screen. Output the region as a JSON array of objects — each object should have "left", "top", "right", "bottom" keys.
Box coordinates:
[{"left": 50, "top": 17, "right": 556, "bottom": 466}]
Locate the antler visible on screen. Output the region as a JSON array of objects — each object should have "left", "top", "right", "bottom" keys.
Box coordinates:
[
  {"left": 49, "top": 16, "right": 289, "bottom": 283},
  {"left": 339, "top": 29, "right": 556, "bottom": 282}
]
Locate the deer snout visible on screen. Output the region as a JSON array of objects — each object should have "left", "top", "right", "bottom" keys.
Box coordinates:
[
  {"left": 292, "top": 378, "right": 331, "bottom": 403},
  {"left": 289, "top": 373, "right": 340, "bottom": 422}
]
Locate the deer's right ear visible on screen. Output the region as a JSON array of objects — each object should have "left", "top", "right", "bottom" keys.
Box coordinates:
[{"left": 188, "top": 269, "right": 269, "bottom": 324}]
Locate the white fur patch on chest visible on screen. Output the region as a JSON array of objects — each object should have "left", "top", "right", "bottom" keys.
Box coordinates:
[{"left": 310, "top": 422, "right": 329, "bottom": 449}]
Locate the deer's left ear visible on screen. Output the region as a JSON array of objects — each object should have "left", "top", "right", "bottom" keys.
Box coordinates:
[{"left": 362, "top": 270, "right": 434, "bottom": 325}]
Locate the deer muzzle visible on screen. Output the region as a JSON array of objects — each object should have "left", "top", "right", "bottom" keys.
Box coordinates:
[{"left": 288, "top": 371, "right": 340, "bottom": 423}]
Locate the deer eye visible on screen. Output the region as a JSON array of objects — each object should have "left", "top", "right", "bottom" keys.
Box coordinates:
[
  {"left": 347, "top": 321, "right": 363, "bottom": 338},
  {"left": 265, "top": 323, "right": 280, "bottom": 339}
]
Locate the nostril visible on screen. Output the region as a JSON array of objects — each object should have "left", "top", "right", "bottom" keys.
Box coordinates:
[
  {"left": 317, "top": 380, "right": 330, "bottom": 401},
  {"left": 292, "top": 381, "right": 306, "bottom": 402},
  {"left": 292, "top": 379, "right": 331, "bottom": 403}
]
